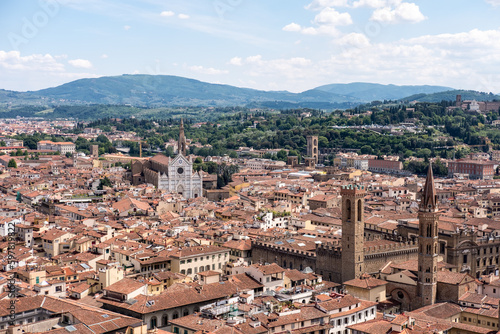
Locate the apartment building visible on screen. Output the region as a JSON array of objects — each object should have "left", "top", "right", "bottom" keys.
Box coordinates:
[
  {"left": 170, "top": 245, "right": 229, "bottom": 278},
  {"left": 448, "top": 159, "right": 495, "bottom": 180},
  {"left": 37, "top": 140, "right": 76, "bottom": 154}
]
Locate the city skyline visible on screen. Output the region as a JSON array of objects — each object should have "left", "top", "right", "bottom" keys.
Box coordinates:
[{"left": 1, "top": 0, "right": 500, "bottom": 93}]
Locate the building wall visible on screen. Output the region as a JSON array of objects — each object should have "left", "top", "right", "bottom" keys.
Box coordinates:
[
  {"left": 437, "top": 279, "right": 477, "bottom": 304},
  {"left": 368, "top": 159, "right": 403, "bottom": 173},
  {"left": 171, "top": 250, "right": 229, "bottom": 278}
]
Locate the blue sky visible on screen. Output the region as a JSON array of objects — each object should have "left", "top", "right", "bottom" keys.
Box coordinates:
[{"left": 1, "top": 0, "right": 500, "bottom": 93}]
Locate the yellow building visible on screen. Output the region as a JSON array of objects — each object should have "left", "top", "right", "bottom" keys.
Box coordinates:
[
  {"left": 170, "top": 245, "right": 229, "bottom": 278},
  {"left": 343, "top": 274, "right": 388, "bottom": 303}
]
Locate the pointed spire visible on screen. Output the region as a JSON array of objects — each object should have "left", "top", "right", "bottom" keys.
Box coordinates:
[{"left": 421, "top": 163, "right": 437, "bottom": 211}]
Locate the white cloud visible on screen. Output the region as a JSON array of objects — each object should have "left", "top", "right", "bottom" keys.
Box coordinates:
[
  {"left": 0, "top": 51, "right": 64, "bottom": 72},
  {"left": 0, "top": 51, "right": 99, "bottom": 91},
  {"left": 408, "top": 28, "right": 500, "bottom": 48},
  {"left": 283, "top": 23, "right": 302, "bottom": 32},
  {"left": 283, "top": 7, "right": 351, "bottom": 36},
  {"left": 314, "top": 7, "right": 352, "bottom": 26},
  {"left": 246, "top": 55, "right": 263, "bottom": 63},
  {"left": 178, "top": 13, "right": 190, "bottom": 19},
  {"left": 486, "top": 0, "right": 500, "bottom": 6},
  {"left": 123, "top": 25, "right": 131, "bottom": 30},
  {"left": 229, "top": 57, "right": 243, "bottom": 66},
  {"left": 231, "top": 28, "right": 500, "bottom": 93},
  {"left": 337, "top": 32, "right": 371, "bottom": 48},
  {"left": 352, "top": 0, "right": 391, "bottom": 8},
  {"left": 302, "top": 27, "right": 321, "bottom": 35},
  {"left": 189, "top": 65, "right": 228, "bottom": 75},
  {"left": 160, "top": 10, "right": 175, "bottom": 17},
  {"left": 232, "top": 55, "right": 313, "bottom": 84},
  {"left": 302, "top": 0, "right": 426, "bottom": 25},
  {"left": 101, "top": 54, "right": 108, "bottom": 59},
  {"left": 68, "top": 59, "right": 93, "bottom": 69},
  {"left": 371, "top": 2, "right": 425, "bottom": 23},
  {"left": 305, "top": 0, "right": 349, "bottom": 10}
]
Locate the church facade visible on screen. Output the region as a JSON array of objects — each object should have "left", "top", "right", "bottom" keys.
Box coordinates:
[
  {"left": 131, "top": 120, "right": 203, "bottom": 199},
  {"left": 157, "top": 154, "right": 202, "bottom": 198}
]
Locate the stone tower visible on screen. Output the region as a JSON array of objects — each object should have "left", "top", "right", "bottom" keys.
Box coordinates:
[
  {"left": 306, "top": 135, "right": 318, "bottom": 164},
  {"left": 178, "top": 119, "right": 186, "bottom": 156},
  {"left": 417, "top": 164, "right": 439, "bottom": 307},
  {"left": 341, "top": 184, "right": 366, "bottom": 282}
]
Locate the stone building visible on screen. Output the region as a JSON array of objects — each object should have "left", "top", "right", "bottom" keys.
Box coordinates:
[
  {"left": 306, "top": 135, "right": 318, "bottom": 164},
  {"left": 416, "top": 163, "right": 439, "bottom": 308},
  {"left": 341, "top": 184, "right": 366, "bottom": 282},
  {"left": 252, "top": 183, "right": 418, "bottom": 283},
  {"left": 131, "top": 120, "right": 202, "bottom": 199},
  {"left": 253, "top": 165, "right": 500, "bottom": 311}
]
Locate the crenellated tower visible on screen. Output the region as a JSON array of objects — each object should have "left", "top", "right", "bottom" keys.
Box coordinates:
[
  {"left": 417, "top": 163, "right": 439, "bottom": 307},
  {"left": 341, "top": 184, "right": 366, "bottom": 282}
]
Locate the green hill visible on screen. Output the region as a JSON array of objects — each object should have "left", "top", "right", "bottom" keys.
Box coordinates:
[
  {"left": 401, "top": 89, "right": 500, "bottom": 103},
  {"left": 0, "top": 75, "right": 460, "bottom": 109}
]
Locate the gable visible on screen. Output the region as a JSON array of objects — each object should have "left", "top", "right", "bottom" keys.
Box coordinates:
[{"left": 170, "top": 154, "right": 190, "bottom": 167}]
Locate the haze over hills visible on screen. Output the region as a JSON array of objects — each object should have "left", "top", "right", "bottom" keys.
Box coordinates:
[
  {"left": 0, "top": 74, "right": 460, "bottom": 109},
  {"left": 314, "top": 82, "right": 454, "bottom": 101}
]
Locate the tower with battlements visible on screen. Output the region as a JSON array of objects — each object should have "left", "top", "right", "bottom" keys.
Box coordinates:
[
  {"left": 417, "top": 164, "right": 439, "bottom": 307},
  {"left": 341, "top": 184, "right": 366, "bottom": 282}
]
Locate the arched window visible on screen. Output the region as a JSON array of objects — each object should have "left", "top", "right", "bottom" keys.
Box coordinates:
[
  {"left": 357, "top": 199, "right": 362, "bottom": 222},
  {"left": 173, "top": 312, "right": 179, "bottom": 320},
  {"left": 150, "top": 316, "right": 157, "bottom": 329},
  {"left": 345, "top": 199, "right": 351, "bottom": 221},
  {"left": 187, "top": 268, "right": 192, "bottom": 275},
  {"left": 199, "top": 266, "right": 204, "bottom": 273},
  {"left": 162, "top": 314, "right": 168, "bottom": 327},
  {"left": 183, "top": 309, "right": 189, "bottom": 316}
]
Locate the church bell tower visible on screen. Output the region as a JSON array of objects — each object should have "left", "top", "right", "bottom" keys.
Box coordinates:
[
  {"left": 417, "top": 164, "right": 439, "bottom": 307},
  {"left": 178, "top": 119, "right": 186, "bottom": 156},
  {"left": 341, "top": 184, "right": 366, "bottom": 282}
]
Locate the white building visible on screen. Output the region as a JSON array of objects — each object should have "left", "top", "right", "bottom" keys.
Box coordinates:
[
  {"left": 354, "top": 159, "right": 369, "bottom": 171},
  {"left": 157, "top": 154, "right": 203, "bottom": 199},
  {"left": 314, "top": 293, "right": 378, "bottom": 334},
  {"left": 253, "top": 212, "right": 290, "bottom": 230},
  {"left": 37, "top": 140, "right": 76, "bottom": 154}
]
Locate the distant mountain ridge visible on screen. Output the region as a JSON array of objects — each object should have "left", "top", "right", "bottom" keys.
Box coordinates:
[
  {"left": 0, "top": 74, "right": 458, "bottom": 108},
  {"left": 314, "top": 82, "right": 454, "bottom": 101}
]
